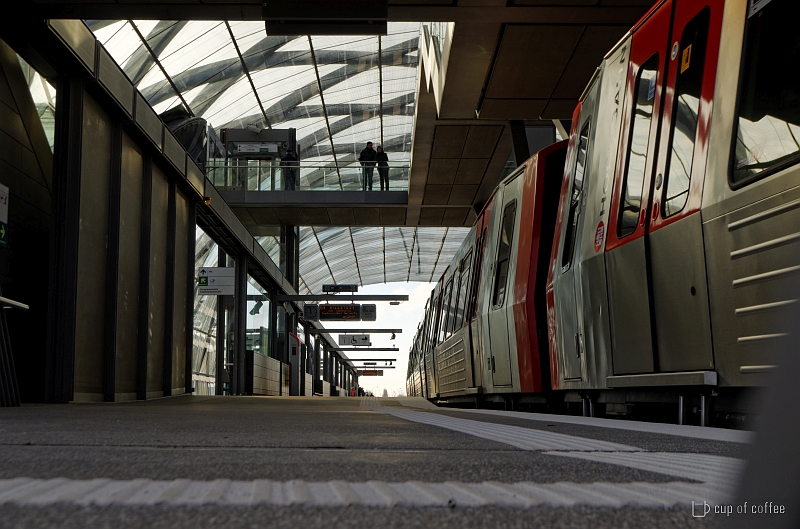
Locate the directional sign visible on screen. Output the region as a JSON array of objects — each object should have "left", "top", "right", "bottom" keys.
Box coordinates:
[
  {"left": 197, "top": 267, "right": 235, "bottom": 295},
  {"left": 338, "top": 334, "right": 371, "bottom": 346},
  {"left": 0, "top": 183, "right": 8, "bottom": 248},
  {"left": 322, "top": 284, "right": 358, "bottom": 293},
  {"left": 357, "top": 370, "right": 383, "bottom": 376},
  {"left": 361, "top": 304, "right": 376, "bottom": 321}
]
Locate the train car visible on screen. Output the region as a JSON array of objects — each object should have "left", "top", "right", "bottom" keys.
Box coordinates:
[{"left": 407, "top": 0, "right": 799, "bottom": 422}]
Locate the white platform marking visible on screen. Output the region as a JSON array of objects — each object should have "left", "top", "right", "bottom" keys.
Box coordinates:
[
  {"left": 0, "top": 478, "right": 735, "bottom": 508},
  {"left": 381, "top": 408, "right": 642, "bottom": 452}
]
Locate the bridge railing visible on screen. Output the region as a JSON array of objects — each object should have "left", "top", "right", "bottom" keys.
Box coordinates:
[{"left": 206, "top": 160, "right": 411, "bottom": 192}]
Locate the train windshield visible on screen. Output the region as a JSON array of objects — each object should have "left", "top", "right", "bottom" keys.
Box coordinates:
[{"left": 732, "top": 0, "right": 800, "bottom": 185}]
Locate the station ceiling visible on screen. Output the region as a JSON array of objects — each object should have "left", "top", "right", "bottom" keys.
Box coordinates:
[{"left": 22, "top": 0, "right": 655, "bottom": 289}]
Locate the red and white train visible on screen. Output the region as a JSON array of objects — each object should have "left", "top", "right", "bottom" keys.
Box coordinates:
[{"left": 406, "top": 0, "right": 799, "bottom": 424}]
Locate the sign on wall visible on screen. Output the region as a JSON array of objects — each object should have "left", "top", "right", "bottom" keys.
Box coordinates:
[{"left": 197, "top": 267, "right": 235, "bottom": 295}]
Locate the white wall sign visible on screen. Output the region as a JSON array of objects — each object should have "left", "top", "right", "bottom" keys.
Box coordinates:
[
  {"left": 197, "top": 267, "right": 235, "bottom": 295},
  {"left": 338, "top": 334, "right": 371, "bottom": 346}
]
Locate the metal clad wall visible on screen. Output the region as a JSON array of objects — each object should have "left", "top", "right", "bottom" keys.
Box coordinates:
[
  {"left": 73, "top": 93, "right": 111, "bottom": 402},
  {"left": 147, "top": 163, "right": 169, "bottom": 398},
  {"left": 172, "top": 189, "right": 189, "bottom": 393},
  {"left": 115, "top": 132, "right": 143, "bottom": 400}
]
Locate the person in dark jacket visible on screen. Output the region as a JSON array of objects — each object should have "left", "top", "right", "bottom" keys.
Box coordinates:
[
  {"left": 358, "top": 141, "right": 377, "bottom": 191},
  {"left": 281, "top": 149, "right": 298, "bottom": 190},
  {"left": 376, "top": 145, "right": 389, "bottom": 191}
]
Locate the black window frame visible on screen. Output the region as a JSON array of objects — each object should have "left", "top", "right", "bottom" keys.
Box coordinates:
[
  {"left": 661, "top": 7, "right": 711, "bottom": 218},
  {"left": 728, "top": 0, "right": 800, "bottom": 190},
  {"left": 492, "top": 200, "right": 517, "bottom": 309},
  {"left": 618, "top": 54, "right": 659, "bottom": 238},
  {"left": 561, "top": 120, "right": 591, "bottom": 271}
]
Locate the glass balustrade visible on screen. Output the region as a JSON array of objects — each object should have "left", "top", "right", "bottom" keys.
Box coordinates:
[{"left": 206, "top": 160, "right": 410, "bottom": 192}]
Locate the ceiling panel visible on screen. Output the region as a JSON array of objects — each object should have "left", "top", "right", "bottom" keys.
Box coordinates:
[
  {"left": 541, "top": 99, "right": 581, "bottom": 119},
  {"left": 455, "top": 158, "right": 489, "bottom": 185},
  {"left": 462, "top": 125, "right": 503, "bottom": 158},
  {"left": 479, "top": 99, "right": 547, "bottom": 120},
  {"left": 442, "top": 207, "right": 470, "bottom": 225},
  {"left": 448, "top": 185, "right": 479, "bottom": 205},
  {"left": 431, "top": 125, "right": 470, "bottom": 158},
  {"left": 419, "top": 208, "right": 445, "bottom": 225},
  {"left": 426, "top": 158, "right": 459, "bottom": 185},
  {"left": 422, "top": 184, "right": 451, "bottom": 205},
  {"left": 485, "top": 25, "right": 584, "bottom": 99},
  {"left": 552, "top": 25, "right": 629, "bottom": 99},
  {"left": 379, "top": 207, "right": 407, "bottom": 225}
]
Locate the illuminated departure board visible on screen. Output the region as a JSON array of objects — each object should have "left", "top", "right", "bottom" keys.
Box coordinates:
[{"left": 319, "top": 304, "right": 361, "bottom": 320}]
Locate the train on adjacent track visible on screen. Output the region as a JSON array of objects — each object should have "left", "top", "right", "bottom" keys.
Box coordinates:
[{"left": 406, "top": 0, "right": 800, "bottom": 425}]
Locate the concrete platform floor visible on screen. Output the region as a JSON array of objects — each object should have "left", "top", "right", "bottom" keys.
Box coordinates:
[{"left": 0, "top": 395, "right": 749, "bottom": 528}]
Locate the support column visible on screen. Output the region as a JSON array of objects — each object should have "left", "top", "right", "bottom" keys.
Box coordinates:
[
  {"left": 46, "top": 78, "right": 84, "bottom": 403},
  {"left": 283, "top": 225, "right": 299, "bottom": 292},
  {"left": 214, "top": 248, "right": 227, "bottom": 395},
  {"left": 136, "top": 156, "right": 153, "bottom": 401},
  {"left": 102, "top": 123, "right": 123, "bottom": 402},
  {"left": 185, "top": 200, "right": 196, "bottom": 395},
  {"left": 234, "top": 255, "right": 248, "bottom": 395},
  {"left": 509, "top": 120, "right": 530, "bottom": 167},
  {"left": 314, "top": 337, "right": 321, "bottom": 394},
  {"left": 162, "top": 180, "right": 177, "bottom": 397}
]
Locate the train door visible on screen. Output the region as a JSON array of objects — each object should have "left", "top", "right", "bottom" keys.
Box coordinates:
[
  {"left": 487, "top": 178, "right": 521, "bottom": 387},
  {"left": 605, "top": 2, "right": 671, "bottom": 374},
  {"left": 647, "top": 0, "right": 723, "bottom": 371},
  {"left": 556, "top": 110, "right": 595, "bottom": 381}
]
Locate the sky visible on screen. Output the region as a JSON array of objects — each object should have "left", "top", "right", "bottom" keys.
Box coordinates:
[{"left": 314, "top": 281, "right": 434, "bottom": 397}]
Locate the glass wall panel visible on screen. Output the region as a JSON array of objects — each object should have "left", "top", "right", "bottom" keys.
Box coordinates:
[
  {"left": 17, "top": 56, "right": 56, "bottom": 151},
  {"left": 193, "top": 226, "right": 218, "bottom": 395},
  {"left": 246, "top": 275, "right": 270, "bottom": 357}
]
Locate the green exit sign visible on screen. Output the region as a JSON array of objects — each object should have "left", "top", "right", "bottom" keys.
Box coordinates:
[{"left": 198, "top": 276, "right": 208, "bottom": 286}]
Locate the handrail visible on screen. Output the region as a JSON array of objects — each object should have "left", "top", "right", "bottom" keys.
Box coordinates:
[{"left": 0, "top": 296, "right": 29, "bottom": 311}]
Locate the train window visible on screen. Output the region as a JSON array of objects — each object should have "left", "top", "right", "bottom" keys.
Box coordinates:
[
  {"left": 438, "top": 279, "right": 453, "bottom": 343},
  {"left": 662, "top": 8, "right": 710, "bottom": 217},
  {"left": 561, "top": 122, "right": 591, "bottom": 270},
  {"left": 427, "top": 297, "right": 438, "bottom": 351},
  {"left": 731, "top": 0, "right": 800, "bottom": 186},
  {"left": 619, "top": 55, "right": 659, "bottom": 237},
  {"left": 446, "top": 271, "right": 461, "bottom": 339},
  {"left": 467, "top": 231, "right": 485, "bottom": 320},
  {"left": 492, "top": 201, "right": 517, "bottom": 308},
  {"left": 454, "top": 251, "right": 472, "bottom": 330}
]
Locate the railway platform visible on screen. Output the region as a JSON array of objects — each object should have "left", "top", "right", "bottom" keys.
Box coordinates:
[{"left": 0, "top": 396, "right": 752, "bottom": 528}]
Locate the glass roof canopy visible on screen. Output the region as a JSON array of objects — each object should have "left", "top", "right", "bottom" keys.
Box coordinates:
[
  {"left": 89, "top": 21, "right": 472, "bottom": 292},
  {"left": 88, "top": 20, "right": 420, "bottom": 166},
  {"left": 259, "top": 227, "right": 471, "bottom": 294}
]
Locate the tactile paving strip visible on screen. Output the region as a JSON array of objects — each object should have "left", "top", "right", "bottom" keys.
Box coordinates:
[{"left": 0, "top": 477, "right": 734, "bottom": 508}]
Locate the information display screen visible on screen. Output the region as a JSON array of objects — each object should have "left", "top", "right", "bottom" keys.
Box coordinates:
[{"left": 319, "top": 304, "right": 361, "bottom": 320}]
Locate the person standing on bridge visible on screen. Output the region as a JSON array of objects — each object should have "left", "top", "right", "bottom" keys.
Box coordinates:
[
  {"left": 358, "top": 141, "right": 377, "bottom": 191},
  {"left": 376, "top": 145, "right": 389, "bottom": 191},
  {"left": 281, "top": 149, "right": 298, "bottom": 190}
]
